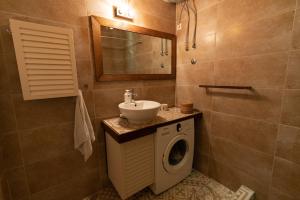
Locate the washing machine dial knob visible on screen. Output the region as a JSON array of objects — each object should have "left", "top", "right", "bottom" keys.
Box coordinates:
[{"left": 177, "top": 123, "right": 182, "bottom": 132}]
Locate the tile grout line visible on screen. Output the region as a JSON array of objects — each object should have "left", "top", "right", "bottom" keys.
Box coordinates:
[
  {"left": 267, "top": 4, "right": 299, "bottom": 198},
  {"left": 9, "top": 91, "right": 32, "bottom": 199},
  {"left": 209, "top": 133, "right": 275, "bottom": 161}
]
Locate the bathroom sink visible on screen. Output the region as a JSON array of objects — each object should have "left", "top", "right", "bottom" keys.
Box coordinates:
[{"left": 119, "top": 100, "right": 161, "bottom": 124}]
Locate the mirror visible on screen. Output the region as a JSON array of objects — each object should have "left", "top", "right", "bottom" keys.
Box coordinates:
[
  {"left": 101, "top": 26, "right": 172, "bottom": 75},
  {"left": 90, "top": 16, "right": 176, "bottom": 81}
]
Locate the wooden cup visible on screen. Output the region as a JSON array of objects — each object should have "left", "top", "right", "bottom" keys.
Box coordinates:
[{"left": 180, "top": 103, "right": 194, "bottom": 114}]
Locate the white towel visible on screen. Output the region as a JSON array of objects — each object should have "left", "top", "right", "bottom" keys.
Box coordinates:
[{"left": 74, "top": 90, "right": 95, "bottom": 162}]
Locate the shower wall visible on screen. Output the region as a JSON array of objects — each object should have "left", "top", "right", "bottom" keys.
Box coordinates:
[{"left": 176, "top": 0, "right": 300, "bottom": 199}]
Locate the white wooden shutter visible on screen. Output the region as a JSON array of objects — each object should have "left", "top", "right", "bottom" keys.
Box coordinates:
[{"left": 9, "top": 19, "right": 79, "bottom": 100}]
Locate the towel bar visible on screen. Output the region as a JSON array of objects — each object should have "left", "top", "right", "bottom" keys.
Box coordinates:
[{"left": 199, "top": 85, "right": 252, "bottom": 90}]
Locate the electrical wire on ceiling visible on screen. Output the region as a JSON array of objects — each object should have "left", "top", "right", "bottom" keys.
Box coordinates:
[{"left": 178, "top": 0, "right": 197, "bottom": 51}]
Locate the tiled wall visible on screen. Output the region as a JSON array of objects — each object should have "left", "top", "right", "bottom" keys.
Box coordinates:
[
  {"left": 0, "top": 0, "right": 175, "bottom": 199},
  {"left": 176, "top": 0, "right": 300, "bottom": 199}
]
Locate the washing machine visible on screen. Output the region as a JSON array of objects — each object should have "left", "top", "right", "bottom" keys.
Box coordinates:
[{"left": 150, "top": 118, "right": 194, "bottom": 194}]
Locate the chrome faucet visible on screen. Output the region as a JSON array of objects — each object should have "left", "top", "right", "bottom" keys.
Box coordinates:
[
  {"left": 129, "top": 89, "right": 138, "bottom": 106},
  {"left": 129, "top": 89, "right": 137, "bottom": 100},
  {"left": 124, "top": 89, "right": 137, "bottom": 105}
]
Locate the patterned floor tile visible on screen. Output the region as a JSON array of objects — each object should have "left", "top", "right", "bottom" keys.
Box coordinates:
[{"left": 85, "top": 170, "right": 237, "bottom": 200}]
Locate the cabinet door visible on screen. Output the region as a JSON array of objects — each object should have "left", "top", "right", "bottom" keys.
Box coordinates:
[
  {"left": 122, "top": 134, "right": 154, "bottom": 198},
  {"left": 106, "top": 133, "right": 154, "bottom": 199}
]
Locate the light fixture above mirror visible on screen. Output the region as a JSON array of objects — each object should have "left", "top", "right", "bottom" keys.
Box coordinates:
[{"left": 113, "top": 0, "right": 135, "bottom": 20}]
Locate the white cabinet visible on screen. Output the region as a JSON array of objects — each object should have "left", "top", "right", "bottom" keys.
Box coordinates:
[{"left": 105, "top": 133, "right": 154, "bottom": 199}]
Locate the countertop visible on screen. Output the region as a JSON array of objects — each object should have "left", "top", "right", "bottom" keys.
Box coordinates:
[{"left": 102, "top": 107, "right": 202, "bottom": 143}]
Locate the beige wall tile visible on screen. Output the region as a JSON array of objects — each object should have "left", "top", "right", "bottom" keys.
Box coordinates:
[
  {"left": 0, "top": 20, "right": 15, "bottom": 53},
  {"left": 94, "top": 119, "right": 106, "bottom": 144},
  {"left": 193, "top": 88, "right": 213, "bottom": 111},
  {"left": 211, "top": 112, "right": 278, "bottom": 154},
  {"left": 209, "top": 159, "right": 269, "bottom": 200},
  {"left": 143, "top": 80, "right": 175, "bottom": 87},
  {"left": 0, "top": 54, "right": 10, "bottom": 94},
  {"left": 74, "top": 28, "right": 91, "bottom": 60},
  {"left": 2, "top": 167, "right": 30, "bottom": 200},
  {"left": 217, "top": 11, "right": 294, "bottom": 58},
  {"left": 176, "top": 0, "right": 220, "bottom": 20},
  {"left": 269, "top": 188, "right": 298, "bottom": 200},
  {"left": 132, "top": 0, "right": 176, "bottom": 21},
  {"left": 0, "top": 0, "right": 88, "bottom": 27},
  {"left": 214, "top": 53, "right": 288, "bottom": 89},
  {"left": 176, "top": 85, "right": 194, "bottom": 104},
  {"left": 0, "top": 95, "right": 16, "bottom": 134},
  {"left": 13, "top": 95, "right": 75, "bottom": 130},
  {"left": 176, "top": 86, "right": 212, "bottom": 110},
  {"left": 26, "top": 150, "right": 98, "bottom": 194},
  {"left": 76, "top": 59, "right": 93, "bottom": 90},
  {"left": 193, "top": 153, "right": 210, "bottom": 176},
  {"left": 142, "top": 85, "right": 175, "bottom": 106},
  {"left": 2, "top": 133, "right": 22, "bottom": 170},
  {"left": 94, "top": 80, "right": 144, "bottom": 90},
  {"left": 194, "top": 111, "right": 211, "bottom": 155},
  {"left": 94, "top": 88, "right": 138, "bottom": 119},
  {"left": 3, "top": 53, "right": 21, "bottom": 94},
  {"left": 135, "top": 12, "right": 175, "bottom": 34},
  {"left": 281, "top": 90, "right": 300, "bottom": 127},
  {"left": 210, "top": 137, "right": 273, "bottom": 183},
  {"left": 0, "top": 144, "right": 3, "bottom": 174},
  {"left": 272, "top": 158, "right": 300, "bottom": 198},
  {"left": 176, "top": 62, "right": 214, "bottom": 86},
  {"left": 31, "top": 170, "right": 100, "bottom": 200},
  {"left": 276, "top": 125, "right": 300, "bottom": 165},
  {"left": 292, "top": 9, "right": 300, "bottom": 49},
  {"left": 286, "top": 50, "right": 300, "bottom": 89},
  {"left": 218, "top": 0, "right": 296, "bottom": 30},
  {"left": 20, "top": 123, "right": 74, "bottom": 165},
  {"left": 212, "top": 89, "right": 282, "bottom": 123}
]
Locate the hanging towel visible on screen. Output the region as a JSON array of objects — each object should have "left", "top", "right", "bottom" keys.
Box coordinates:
[{"left": 74, "top": 90, "right": 95, "bottom": 162}]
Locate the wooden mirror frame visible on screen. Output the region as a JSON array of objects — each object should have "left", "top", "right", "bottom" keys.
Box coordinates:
[{"left": 90, "top": 16, "right": 177, "bottom": 81}]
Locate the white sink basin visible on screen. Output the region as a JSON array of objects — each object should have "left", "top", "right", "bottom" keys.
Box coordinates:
[{"left": 119, "top": 100, "right": 161, "bottom": 124}]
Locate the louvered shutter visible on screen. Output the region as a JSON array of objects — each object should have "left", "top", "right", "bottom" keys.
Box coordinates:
[{"left": 9, "top": 19, "right": 79, "bottom": 100}]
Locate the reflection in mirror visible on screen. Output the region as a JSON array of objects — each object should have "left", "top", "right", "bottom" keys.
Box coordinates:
[
  {"left": 90, "top": 16, "right": 176, "bottom": 81},
  {"left": 101, "top": 26, "right": 172, "bottom": 75}
]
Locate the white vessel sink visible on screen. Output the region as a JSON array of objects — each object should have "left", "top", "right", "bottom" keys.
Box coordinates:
[{"left": 119, "top": 100, "right": 161, "bottom": 124}]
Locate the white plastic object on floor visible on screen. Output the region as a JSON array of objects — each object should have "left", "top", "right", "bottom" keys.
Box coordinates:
[{"left": 235, "top": 185, "right": 255, "bottom": 200}]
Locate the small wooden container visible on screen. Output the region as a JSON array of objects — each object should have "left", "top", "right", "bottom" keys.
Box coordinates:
[{"left": 180, "top": 103, "right": 194, "bottom": 114}]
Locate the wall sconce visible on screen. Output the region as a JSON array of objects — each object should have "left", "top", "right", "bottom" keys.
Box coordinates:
[{"left": 114, "top": 0, "right": 135, "bottom": 20}]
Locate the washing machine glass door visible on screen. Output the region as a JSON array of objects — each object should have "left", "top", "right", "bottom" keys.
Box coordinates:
[{"left": 163, "top": 134, "right": 190, "bottom": 174}]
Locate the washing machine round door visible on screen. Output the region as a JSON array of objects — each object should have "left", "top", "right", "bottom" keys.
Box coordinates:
[{"left": 162, "top": 134, "right": 190, "bottom": 174}]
